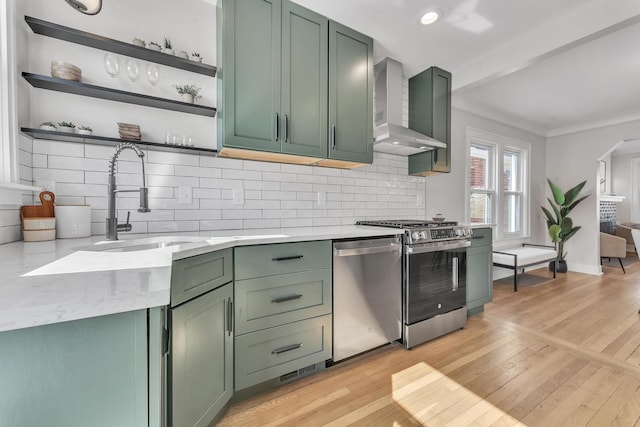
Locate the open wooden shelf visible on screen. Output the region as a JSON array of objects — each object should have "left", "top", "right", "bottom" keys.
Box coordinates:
[
  {"left": 23, "top": 73, "right": 217, "bottom": 117},
  {"left": 21, "top": 127, "right": 218, "bottom": 155},
  {"left": 25, "top": 16, "right": 216, "bottom": 77}
]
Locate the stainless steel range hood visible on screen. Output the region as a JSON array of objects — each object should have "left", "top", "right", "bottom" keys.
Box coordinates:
[{"left": 374, "top": 58, "right": 446, "bottom": 156}]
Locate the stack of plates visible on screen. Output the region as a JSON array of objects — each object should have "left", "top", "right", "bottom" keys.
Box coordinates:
[
  {"left": 118, "top": 122, "right": 141, "bottom": 140},
  {"left": 51, "top": 60, "right": 82, "bottom": 81}
]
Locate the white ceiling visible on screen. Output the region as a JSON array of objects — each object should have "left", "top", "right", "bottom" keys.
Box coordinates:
[{"left": 293, "top": 0, "right": 640, "bottom": 137}]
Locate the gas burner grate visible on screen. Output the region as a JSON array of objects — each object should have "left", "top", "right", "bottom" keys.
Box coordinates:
[{"left": 356, "top": 219, "right": 458, "bottom": 228}]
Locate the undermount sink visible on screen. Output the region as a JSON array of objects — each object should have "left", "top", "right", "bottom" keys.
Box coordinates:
[{"left": 85, "top": 236, "right": 209, "bottom": 252}]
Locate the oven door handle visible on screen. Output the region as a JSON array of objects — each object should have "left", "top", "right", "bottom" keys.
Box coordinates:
[{"left": 405, "top": 240, "right": 471, "bottom": 254}]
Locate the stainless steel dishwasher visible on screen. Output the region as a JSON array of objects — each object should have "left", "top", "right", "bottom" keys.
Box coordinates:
[{"left": 333, "top": 236, "right": 402, "bottom": 361}]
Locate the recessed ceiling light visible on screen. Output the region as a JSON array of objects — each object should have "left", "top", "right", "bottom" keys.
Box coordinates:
[{"left": 419, "top": 10, "right": 441, "bottom": 26}]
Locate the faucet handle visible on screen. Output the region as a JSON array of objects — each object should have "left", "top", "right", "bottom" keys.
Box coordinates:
[{"left": 116, "top": 211, "right": 133, "bottom": 233}]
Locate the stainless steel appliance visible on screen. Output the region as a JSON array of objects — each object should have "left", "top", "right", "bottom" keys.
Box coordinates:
[
  {"left": 333, "top": 237, "right": 402, "bottom": 361},
  {"left": 356, "top": 220, "right": 472, "bottom": 349}
]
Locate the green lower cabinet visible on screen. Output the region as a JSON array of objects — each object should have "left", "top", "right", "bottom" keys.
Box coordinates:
[
  {"left": 235, "top": 314, "right": 332, "bottom": 390},
  {"left": 169, "top": 282, "right": 233, "bottom": 427},
  {"left": 0, "top": 311, "right": 148, "bottom": 427},
  {"left": 467, "top": 227, "right": 493, "bottom": 316}
]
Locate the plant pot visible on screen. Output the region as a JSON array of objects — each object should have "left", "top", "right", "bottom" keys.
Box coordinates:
[
  {"left": 39, "top": 125, "right": 57, "bottom": 131},
  {"left": 148, "top": 44, "right": 161, "bottom": 52},
  {"left": 162, "top": 48, "right": 175, "bottom": 56},
  {"left": 77, "top": 129, "right": 93, "bottom": 135},
  {"left": 549, "top": 260, "right": 567, "bottom": 273},
  {"left": 58, "top": 126, "right": 75, "bottom": 133},
  {"left": 181, "top": 93, "right": 194, "bottom": 104},
  {"left": 177, "top": 50, "right": 189, "bottom": 59}
]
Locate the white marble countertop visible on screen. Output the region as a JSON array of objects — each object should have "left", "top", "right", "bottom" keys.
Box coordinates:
[{"left": 0, "top": 225, "right": 402, "bottom": 333}]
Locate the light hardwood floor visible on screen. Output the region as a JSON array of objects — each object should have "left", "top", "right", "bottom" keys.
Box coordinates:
[{"left": 219, "top": 258, "right": 640, "bottom": 426}]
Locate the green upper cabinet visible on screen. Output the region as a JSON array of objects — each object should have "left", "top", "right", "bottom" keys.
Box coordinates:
[
  {"left": 221, "top": 0, "right": 327, "bottom": 158},
  {"left": 221, "top": 0, "right": 281, "bottom": 153},
  {"left": 408, "top": 66, "right": 452, "bottom": 176},
  {"left": 219, "top": 0, "right": 373, "bottom": 167},
  {"left": 326, "top": 21, "right": 373, "bottom": 165},
  {"left": 282, "top": 2, "right": 328, "bottom": 157}
]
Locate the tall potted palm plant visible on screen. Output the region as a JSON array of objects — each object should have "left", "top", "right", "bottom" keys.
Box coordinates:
[{"left": 541, "top": 179, "right": 590, "bottom": 272}]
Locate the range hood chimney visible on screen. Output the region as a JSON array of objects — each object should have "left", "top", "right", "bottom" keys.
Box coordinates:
[{"left": 373, "top": 58, "right": 446, "bottom": 156}]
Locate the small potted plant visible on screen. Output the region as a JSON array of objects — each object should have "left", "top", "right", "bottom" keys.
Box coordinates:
[
  {"left": 148, "top": 41, "right": 161, "bottom": 51},
  {"left": 39, "top": 121, "right": 57, "bottom": 131},
  {"left": 132, "top": 37, "right": 146, "bottom": 48},
  {"left": 173, "top": 84, "right": 202, "bottom": 104},
  {"left": 77, "top": 125, "right": 93, "bottom": 135},
  {"left": 177, "top": 50, "right": 189, "bottom": 59},
  {"left": 541, "top": 179, "right": 590, "bottom": 272},
  {"left": 162, "top": 37, "right": 174, "bottom": 55},
  {"left": 191, "top": 52, "right": 203, "bottom": 63},
  {"left": 57, "top": 121, "right": 76, "bottom": 133}
]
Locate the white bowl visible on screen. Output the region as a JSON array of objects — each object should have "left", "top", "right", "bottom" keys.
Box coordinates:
[
  {"left": 23, "top": 217, "right": 56, "bottom": 230},
  {"left": 23, "top": 228, "right": 56, "bottom": 242}
]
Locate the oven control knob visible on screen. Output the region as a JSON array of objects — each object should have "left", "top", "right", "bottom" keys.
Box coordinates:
[
  {"left": 412, "top": 232, "right": 420, "bottom": 241},
  {"left": 419, "top": 231, "right": 427, "bottom": 240},
  {"left": 463, "top": 228, "right": 470, "bottom": 236},
  {"left": 455, "top": 229, "right": 463, "bottom": 236}
]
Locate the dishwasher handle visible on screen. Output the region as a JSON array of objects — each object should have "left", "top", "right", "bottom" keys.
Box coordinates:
[{"left": 333, "top": 238, "right": 401, "bottom": 257}]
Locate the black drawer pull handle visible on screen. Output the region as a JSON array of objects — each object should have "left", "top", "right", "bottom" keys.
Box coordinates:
[
  {"left": 271, "top": 294, "right": 303, "bottom": 303},
  {"left": 272, "top": 255, "right": 304, "bottom": 262},
  {"left": 472, "top": 236, "right": 484, "bottom": 240},
  {"left": 272, "top": 343, "right": 303, "bottom": 355}
]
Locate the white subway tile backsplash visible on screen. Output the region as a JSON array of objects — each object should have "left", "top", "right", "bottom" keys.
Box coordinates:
[
  {"left": 148, "top": 220, "right": 199, "bottom": 233},
  {"left": 263, "top": 190, "right": 296, "bottom": 201},
  {"left": 200, "top": 219, "right": 243, "bottom": 230},
  {"left": 5, "top": 140, "right": 428, "bottom": 240},
  {"left": 175, "top": 210, "right": 221, "bottom": 221},
  {"left": 174, "top": 165, "right": 220, "bottom": 178},
  {"left": 281, "top": 218, "right": 313, "bottom": 228},
  {"left": 33, "top": 139, "right": 84, "bottom": 157},
  {"left": 243, "top": 219, "right": 281, "bottom": 229},
  {"left": 262, "top": 172, "right": 297, "bottom": 182},
  {"left": 148, "top": 151, "right": 199, "bottom": 166}
]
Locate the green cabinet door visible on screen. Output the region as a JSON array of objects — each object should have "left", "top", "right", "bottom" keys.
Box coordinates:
[
  {"left": 328, "top": 20, "right": 373, "bottom": 164},
  {"left": 467, "top": 227, "right": 493, "bottom": 316},
  {"left": 0, "top": 311, "right": 148, "bottom": 427},
  {"left": 222, "top": 0, "right": 281, "bottom": 152},
  {"left": 169, "top": 283, "right": 233, "bottom": 427},
  {"left": 408, "top": 66, "right": 452, "bottom": 175},
  {"left": 281, "top": 1, "right": 328, "bottom": 157}
]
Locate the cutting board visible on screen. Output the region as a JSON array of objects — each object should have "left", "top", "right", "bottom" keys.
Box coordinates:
[{"left": 21, "top": 191, "right": 55, "bottom": 220}]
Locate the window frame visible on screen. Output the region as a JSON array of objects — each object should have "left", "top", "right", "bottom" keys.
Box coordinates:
[{"left": 465, "top": 127, "right": 531, "bottom": 242}]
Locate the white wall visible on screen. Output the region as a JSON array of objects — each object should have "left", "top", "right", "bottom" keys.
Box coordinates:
[
  {"left": 611, "top": 153, "right": 633, "bottom": 222},
  {"left": 546, "top": 119, "right": 640, "bottom": 274},
  {"left": 425, "top": 107, "right": 548, "bottom": 245}
]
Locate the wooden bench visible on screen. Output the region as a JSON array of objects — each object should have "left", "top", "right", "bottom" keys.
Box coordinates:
[{"left": 492, "top": 244, "right": 557, "bottom": 292}]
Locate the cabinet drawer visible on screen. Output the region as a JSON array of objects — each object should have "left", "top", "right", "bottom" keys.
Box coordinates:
[
  {"left": 235, "top": 240, "right": 331, "bottom": 280},
  {"left": 470, "top": 227, "right": 492, "bottom": 248},
  {"left": 235, "top": 269, "right": 332, "bottom": 335},
  {"left": 171, "top": 248, "right": 233, "bottom": 307},
  {"left": 235, "top": 314, "right": 332, "bottom": 390}
]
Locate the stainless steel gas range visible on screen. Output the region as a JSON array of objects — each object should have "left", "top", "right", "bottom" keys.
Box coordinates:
[{"left": 357, "top": 220, "right": 473, "bottom": 349}]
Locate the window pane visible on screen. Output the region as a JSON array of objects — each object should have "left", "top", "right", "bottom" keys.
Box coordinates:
[
  {"left": 503, "top": 194, "right": 521, "bottom": 233},
  {"left": 503, "top": 151, "right": 519, "bottom": 191},
  {"left": 470, "top": 193, "right": 492, "bottom": 224},
  {"left": 470, "top": 145, "right": 491, "bottom": 190}
]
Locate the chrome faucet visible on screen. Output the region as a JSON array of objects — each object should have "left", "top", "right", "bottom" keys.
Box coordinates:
[{"left": 106, "top": 142, "right": 150, "bottom": 240}]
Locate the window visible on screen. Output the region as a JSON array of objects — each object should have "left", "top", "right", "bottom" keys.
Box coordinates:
[{"left": 467, "top": 128, "right": 530, "bottom": 241}]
